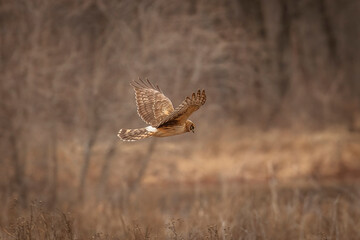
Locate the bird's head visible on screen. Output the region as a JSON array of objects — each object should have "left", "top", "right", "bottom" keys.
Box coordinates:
[{"left": 185, "top": 120, "right": 195, "bottom": 133}]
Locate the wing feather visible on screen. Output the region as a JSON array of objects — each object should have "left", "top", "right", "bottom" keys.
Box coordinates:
[
  {"left": 158, "top": 89, "right": 206, "bottom": 126},
  {"left": 131, "top": 78, "right": 175, "bottom": 126}
]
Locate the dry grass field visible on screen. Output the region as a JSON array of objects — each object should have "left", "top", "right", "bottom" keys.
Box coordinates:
[
  {"left": 2, "top": 180, "right": 360, "bottom": 240},
  {"left": 1, "top": 128, "right": 360, "bottom": 239}
]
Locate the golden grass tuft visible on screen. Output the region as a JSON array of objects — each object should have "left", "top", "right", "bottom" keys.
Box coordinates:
[{"left": 2, "top": 181, "right": 360, "bottom": 239}]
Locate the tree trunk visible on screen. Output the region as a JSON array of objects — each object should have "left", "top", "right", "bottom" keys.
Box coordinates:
[
  {"left": 97, "top": 137, "right": 118, "bottom": 200},
  {"left": 78, "top": 127, "right": 99, "bottom": 202},
  {"left": 128, "top": 139, "right": 157, "bottom": 196},
  {"left": 49, "top": 127, "right": 58, "bottom": 208},
  {"left": 9, "top": 133, "right": 27, "bottom": 208}
]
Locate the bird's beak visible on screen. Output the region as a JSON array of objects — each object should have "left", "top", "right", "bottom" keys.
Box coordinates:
[{"left": 191, "top": 129, "right": 195, "bottom": 133}]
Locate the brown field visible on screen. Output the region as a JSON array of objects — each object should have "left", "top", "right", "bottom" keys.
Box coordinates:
[
  {"left": 1, "top": 129, "right": 360, "bottom": 239},
  {"left": 2, "top": 180, "right": 360, "bottom": 239}
]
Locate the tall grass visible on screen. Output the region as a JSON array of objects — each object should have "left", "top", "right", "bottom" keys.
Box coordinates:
[{"left": 1, "top": 181, "right": 360, "bottom": 239}]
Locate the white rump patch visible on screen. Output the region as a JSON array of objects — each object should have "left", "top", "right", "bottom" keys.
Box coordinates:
[{"left": 145, "top": 126, "right": 157, "bottom": 133}]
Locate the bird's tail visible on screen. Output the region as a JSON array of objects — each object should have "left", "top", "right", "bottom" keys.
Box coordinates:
[{"left": 117, "top": 128, "right": 153, "bottom": 141}]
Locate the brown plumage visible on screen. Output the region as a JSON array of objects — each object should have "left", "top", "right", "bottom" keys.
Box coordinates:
[{"left": 118, "top": 78, "right": 206, "bottom": 141}]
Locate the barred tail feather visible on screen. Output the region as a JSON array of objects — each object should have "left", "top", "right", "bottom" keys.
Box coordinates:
[{"left": 117, "top": 128, "right": 153, "bottom": 141}]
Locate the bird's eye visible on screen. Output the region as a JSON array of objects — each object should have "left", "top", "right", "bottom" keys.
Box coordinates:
[{"left": 190, "top": 125, "right": 194, "bottom": 130}]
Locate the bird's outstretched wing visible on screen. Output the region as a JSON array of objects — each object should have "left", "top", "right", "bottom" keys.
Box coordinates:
[
  {"left": 158, "top": 90, "right": 206, "bottom": 126},
  {"left": 131, "top": 78, "right": 175, "bottom": 126}
]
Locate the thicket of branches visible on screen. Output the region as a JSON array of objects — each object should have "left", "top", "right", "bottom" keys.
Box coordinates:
[{"left": 0, "top": 0, "right": 359, "bottom": 206}]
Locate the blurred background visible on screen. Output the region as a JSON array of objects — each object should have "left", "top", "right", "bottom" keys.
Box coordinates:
[{"left": 1, "top": 0, "right": 360, "bottom": 239}]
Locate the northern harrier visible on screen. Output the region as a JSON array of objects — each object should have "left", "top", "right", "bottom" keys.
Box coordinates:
[{"left": 118, "top": 79, "right": 206, "bottom": 141}]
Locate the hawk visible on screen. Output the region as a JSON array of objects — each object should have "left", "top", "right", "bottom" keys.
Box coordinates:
[{"left": 118, "top": 79, "right": 206, "bottom": 141}]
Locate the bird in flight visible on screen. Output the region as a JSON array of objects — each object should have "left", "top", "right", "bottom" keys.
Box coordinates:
[{"left": 118, "top": 79, "right": 206, "bottom": 141}]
